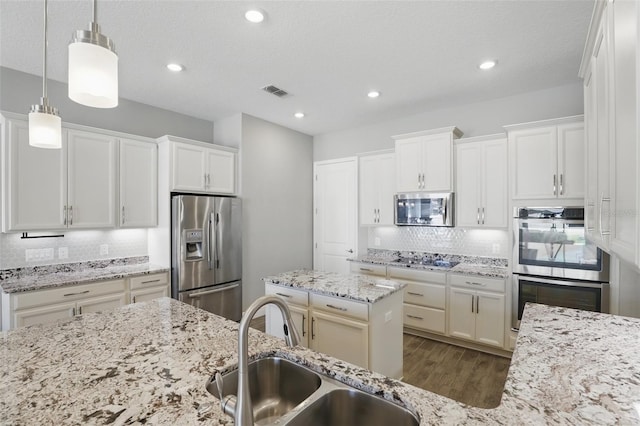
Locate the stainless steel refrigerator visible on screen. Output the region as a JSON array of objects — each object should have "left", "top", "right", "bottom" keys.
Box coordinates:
[{"left": 171, "top": 194, "right": 242, "bottom": 321}]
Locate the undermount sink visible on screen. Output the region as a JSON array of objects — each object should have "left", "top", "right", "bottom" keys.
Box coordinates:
[
  {"left": 285, "top": 388, "right": 420, "bottom": 426},
  {"left": 207, "top": 356, "right": 420, "bottom": 425},
  {"left": 206, "top": 357, "right": 322, "bottom": 424}
]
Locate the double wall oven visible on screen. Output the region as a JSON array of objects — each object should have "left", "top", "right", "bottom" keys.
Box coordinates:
[{"left": 512, "top": 207, "right": 610, "bottom": 330}]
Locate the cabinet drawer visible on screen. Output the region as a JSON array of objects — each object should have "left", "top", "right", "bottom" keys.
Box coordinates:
[
  {"left": 388, "top": 267, "right": 446, "bottom": 284},
  {"left": 449, "top": 274, "right": 505, "bottom": 293},
  {"left": 12, "top": 279, "right": 126, "bottom": 310},
  {"left": 129, "top": 273, "right": 168, "bottom": 290},
  {"left": 310, "top": 293, "right": 369, "bottom": 321},
  {"left": 403, "top": 282, "right": 445, "bottom": 309},
  {"left": 350, "top": 262, "right": 387, "bottom": 277},
  {"left": 403, "top": 304, "right": 445, "bottom": 334},
  {"left": 265, "top": 283, "right": 309, "bottom": 307}
]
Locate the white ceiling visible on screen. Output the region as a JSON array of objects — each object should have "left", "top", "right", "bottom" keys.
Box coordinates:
[{"left": 0, "top": 0, "right": 594, "bottom": 136}]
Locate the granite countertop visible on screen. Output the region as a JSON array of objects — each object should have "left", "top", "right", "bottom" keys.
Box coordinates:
[
  {"left": 2, "top": 299, "right": 640, "bottom": 425},
  {"left": 263, "top": 269, "right": 406, "bottom": 304},
  {"left": 0, "top": 256, "right": 169, "bottom": 294},
  {"left": 349, "top": 251, "right": 510, "bottom": 279}
]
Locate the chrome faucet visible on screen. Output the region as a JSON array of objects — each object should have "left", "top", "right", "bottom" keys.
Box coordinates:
[{"left": 215, "top": 295, "right": 300, "bottom": 426}]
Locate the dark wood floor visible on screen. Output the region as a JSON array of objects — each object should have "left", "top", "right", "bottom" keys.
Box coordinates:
[{"left": 250, "top": 316, "right": 510, "bottom": 408}]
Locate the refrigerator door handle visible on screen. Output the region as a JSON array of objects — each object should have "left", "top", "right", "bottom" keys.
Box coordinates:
[
  {"left": 207, "top": 213, "right": 214, "bottom": 270},
  {"left": 215, "top": 213, "right": 221, "bottom": 269}
]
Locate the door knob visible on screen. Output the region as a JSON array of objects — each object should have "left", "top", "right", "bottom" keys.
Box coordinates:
[{"left": 346, "top": 249, "right": 354, "bottom": 253}]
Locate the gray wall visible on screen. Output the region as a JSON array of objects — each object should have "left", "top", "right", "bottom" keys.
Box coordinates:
[
  {"left": 0, "top": 67, "right": 213, "bottom": 142},
  {"left": 313, "top": 82, "right": 584, "bottom": 161},
  {"left": 229, "top": 113, "right": 313, "bottom": 309}
]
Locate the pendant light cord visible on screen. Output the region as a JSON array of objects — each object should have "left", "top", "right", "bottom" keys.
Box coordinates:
[{"left": 42, "top": 0, "right": 48, "bottom": 100}]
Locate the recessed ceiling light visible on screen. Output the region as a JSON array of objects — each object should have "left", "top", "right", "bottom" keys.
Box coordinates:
[
  {"left": 245, "top": 9, "right": 265, "bottom": 23},
  {"left": 479, "top": 60, "right": 497, "bottom": 70},
  {"left": 167, "top": 63, "right": 183, "bottom": 72},
  {"left": 367, "top": 91, "right": 381, "bottom": 98},
  {"left": 294, "top": 112, "right": 305, "bottom": 119}
]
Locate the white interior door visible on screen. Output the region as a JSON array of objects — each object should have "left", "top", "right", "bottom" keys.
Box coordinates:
[{"left": 314, "top": 158, "right": 357, "bottom": 274}]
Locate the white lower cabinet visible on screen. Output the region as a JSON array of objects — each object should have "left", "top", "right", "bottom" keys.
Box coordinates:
[
  {"left": 129, "top": 273, "right": 170, "bottom": 304},
  {"left": 448, "top": 274, "right": 505, "bottom": 348},
  {"left": 310, "top": 309, "right": 369, "bottom": 368},
  {"left": 265, "top": 284, "right": 310, "bottom": 348},
  {"left": 14, "top": 301, "right": 77, "bottom": 328}
]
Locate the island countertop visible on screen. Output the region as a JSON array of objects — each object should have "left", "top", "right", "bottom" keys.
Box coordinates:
[
  {"left": 2, "top": 298, "right": 640, "bottom": 425},
  {"left": 263, "top": 269, "right": 406, "bottom": 303}
]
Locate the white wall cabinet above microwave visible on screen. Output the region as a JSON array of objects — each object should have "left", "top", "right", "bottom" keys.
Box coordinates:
[
  {"left": 393, "top": 127, "right": 463, "bottom": 193},
  {"left": 1, "top": 113, "right": 158, "bottom": 232},
  {"left": 165, "top": 137, "right": 236, "bottom": 195},
  {"left": 505, "top": 117, "right": 584, "bottom": 201}
]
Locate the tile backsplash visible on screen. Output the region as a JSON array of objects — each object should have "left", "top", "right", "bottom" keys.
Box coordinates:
[
  {"left": 367, "top": 226, "right": 510, "bottom": 258},
  {"left": 0, "top": 229, "right": 148, "bottom": 269}
]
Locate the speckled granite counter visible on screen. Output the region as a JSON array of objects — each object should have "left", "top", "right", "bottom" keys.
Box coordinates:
[
  {"left": 0, "top": 256, "right": 169, "bottom": 293},
  {"left": 2, "top": 299, "right": 639, "bottom": 425},
  {"left": 263, "top": 269, "right": 405, "bottom": 303}
]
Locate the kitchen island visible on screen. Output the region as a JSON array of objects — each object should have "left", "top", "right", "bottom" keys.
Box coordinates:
[{"left": 2, "top": 298, "right": 640, "bottom": 425}]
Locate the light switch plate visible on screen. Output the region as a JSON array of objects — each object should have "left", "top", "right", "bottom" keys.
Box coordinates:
[{"left": 58, "top": 247, "right": 68, "bottom": 259}]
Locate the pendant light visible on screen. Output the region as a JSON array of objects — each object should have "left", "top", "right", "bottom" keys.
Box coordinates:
[
  {"left": 68, "top": 0, "right": 118, "bottom": 108},
  {"left": 29, "top": 0, "right": 62, "bottom": 149}
]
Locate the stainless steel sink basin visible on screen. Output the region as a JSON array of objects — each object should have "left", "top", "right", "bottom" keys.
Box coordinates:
[
  {"left": 286, "top": 388, "right": 420, "bottom": 426},
  {"left": 206, "top": 356, "right": 322, "bottom": 424}
]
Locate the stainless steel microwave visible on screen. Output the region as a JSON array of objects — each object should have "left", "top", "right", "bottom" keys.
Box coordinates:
[{"left": 394, "top": 192, "right": 454, "bottom": 227}]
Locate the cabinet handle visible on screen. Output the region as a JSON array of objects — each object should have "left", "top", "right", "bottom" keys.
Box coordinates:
[
  {"left": 275, "top": 292, "right": 292, "bottom": 298},
  {"left": 63, "top": 290, "right": 90, "bottom": 297},
  {"left": 417, "top": 173, "right": 421, "bottom": 188},
  {"left": 122, "top": 206, "right": 125, "bottom": 225},
  {"left": 553, "top": 174, "right": 557, "bottom": 196},
  {"left": 78, "top": 306, "right": 83, "bottom": 315},
  {"left": 359, "top": 267, "right": 373, "bottom": 272},
  {"left": 311, "top": 317, "right": 316, "bottom": 340},
  {"left": 302, "top": 315, "right": 306, "bottom": 337},
  {"left": 599, "top": 194, "right": 611, "bottom": 236},
  {"left": 559, "top": 174, "right": 564, "bottom": 196},
  {"left": 133, "top": 296, "right": 137, "bottom": 303},
  {"left": 407, "top": 291, "right": 424, "bottom": 297},
  {"left": 72, "top": 307, "right": 76, "bottom": 316},
  {"left": 477, "top": 207, "right": 480, "bottom": 225},
  {"left": 346, "top": 249, "right": 354, "bottom": 254},
  {"left": 63, "top": 205, "right": 68, "bottom": 225},
  {"left": 407, "top": 314, "right": 424, "bottom": 320},
  {"left": 471, "top": 295, "right": 474, "bottom": 313},
  {"left": 141, "top": 279, "right": 161, "bottom": 284},
  {"left": 326, "top": 304, "right": 348, "bottom": 312},
  {"left": 476, "top": 296, "right": 480, "bottom": 315},
  {"left": 481, "top": 207, "right": 485, "bottom": 225},
  {"left": 421, "top": 173, "right": 425, "bottom": 189},
  {"left": 69, "top": 205, "right": 73, "bottom": 225},
  {"left": 465, "top": 281, "right": 486, "bottom": 287}
]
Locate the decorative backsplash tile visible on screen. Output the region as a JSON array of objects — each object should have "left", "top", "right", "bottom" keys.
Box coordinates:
[
  {"left": 367, "top": 226, "right": 510, "bottom": 258},
  {"left": 0, "top": 229, "right": 149, "bottom": 269}
]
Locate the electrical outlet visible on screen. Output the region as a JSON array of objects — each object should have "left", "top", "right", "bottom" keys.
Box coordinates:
[
  {"left": 100, "top": 244, "right": 109, "bottom": 255},
  {"left": 374, "top": 237, "right": 381, "bottom": 246},
  {"left": 384, "top": 311, "right": 393, "bottom": 322},
  {"left": 58, "top": 247, "right": 68, "bottom": 259},
  {"left": 492, "top": 243, "right": 501, "bottom": 254},
  {"left": 25, "top": 248, "right": 54, "bottom": 262}
]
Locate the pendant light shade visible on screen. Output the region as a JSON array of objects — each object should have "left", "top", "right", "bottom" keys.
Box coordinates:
[
  {"left": 28, "top": 0, "right": 62, "bottom": 149},
  {"left": 68, "top": 1, "right": 118, "bottom": 108}
]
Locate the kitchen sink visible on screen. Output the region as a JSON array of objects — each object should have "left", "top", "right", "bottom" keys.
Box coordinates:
[
  {"left": 207, "top": 356, "right": 420, "bottom": 425},
  {"left": 206, "top": 357, "right": 322, "bottom": 424},
  {"left": 285, "top": 388, "right": 420, "bottom": 426}
]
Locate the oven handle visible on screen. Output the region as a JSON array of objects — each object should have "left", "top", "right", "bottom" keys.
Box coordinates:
[{"left": 515, "top": 274, "right": 606, "bottom": 289}]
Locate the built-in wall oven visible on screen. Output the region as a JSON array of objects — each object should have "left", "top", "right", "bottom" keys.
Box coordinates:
[{"left": 512, "top": 207, "right": 610, "bottom": 330}]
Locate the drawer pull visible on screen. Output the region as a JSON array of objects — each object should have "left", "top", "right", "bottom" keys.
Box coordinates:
[
  {"left": 407, "top": 291, "right": 424, "bottom": 296},
  {"left": 407, "top": 314, "right": 424, "bottom": 320},
  {"left": 141, "top": 279, "right": 161, "bottom": 284},
  {"left": 275, "top": 292, "right": 292, "bottom": 298},
  {"left": 301, "top": 315, "right": 306, "bottom": 337},
  {"left": 63, "top": 290, "right": 90, "bottom": 297},
  {"left": 465, "top": 281, "right": 486, "bottom": 287},
  {"left": 359, "top": 268, "right": 373, "bottom": 272},
  {"left": 326, "top": 304, "right": 347, "bottom": 312}
]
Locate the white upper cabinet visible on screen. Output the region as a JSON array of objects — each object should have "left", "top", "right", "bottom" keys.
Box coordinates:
[
  {"left": 393, "top": 127, "right": 463, "bottom": 193},
  {"left": 2, "top": 117, "right": 67, "bottom": 231},
  {"left": 455, "top": 135, "right": 508, "bottom": 228},
  {"left": 169, "top": 138, "right": 236, "bottom": 195},
  {"left": 119, "top": 138, "right": 158, "bottom": 227},
  {"left": 359, "top": 152, "right": 395, "bottom": 226},
  {"left": 67, "top": 130, "right": 117, "bottom": 229},
  {"left": 506, "top": 116, "right": 584, "bottom": 201}
]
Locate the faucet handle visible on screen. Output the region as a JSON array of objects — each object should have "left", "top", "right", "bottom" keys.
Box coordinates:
[{"left": 214, "top": 371, "right": 237, "bottom": 417}]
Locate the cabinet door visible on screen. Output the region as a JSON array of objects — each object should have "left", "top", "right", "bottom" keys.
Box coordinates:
[
  {"left": 510, "top": 127, "right": 558, "bottom": 199},
  {"left": 67, "top": 130, "right": 117, "bottom": 228},
  {"left": 395, "top": 137, "right": 423, "bottom": 192},
  {"left": 474, "top": 291, "right": 505, "bottom": 348},
  {"left": 481, "top": 139, "right": 508, "bottom": 228},
  {"left": 206, "top": 149, "right": 235, "bottom": 194},
  {"left": 448, "top": 287, "right": 476, "bottom": 341},
  {"left": 78, "top": 293, "right": 126, "bottom": 315},
  {"left": 377, "top": 153, "right": 396, "bottom": 225},
  {"left": 359, "top": 155, "right": 379, "bottom": 226},
  {"left": 131, "top": 286, "right": 169, "bottom": 304},
  {"left": 14, "top": 301, "right": 75, "bottom": 328},
  {"left": 4, "top": 119, "right": 67, "bottom": 231},
  {"left": 266, "top": 303, "right": 309, "bottom": 348},
  {"left": 455, "top": 143, "right": 481, "bottom": 227},
  {"left": 310, "top": 309, "right": 368, "bottom": 369},
  {"left": 584, "top": 63, "right": 599, "bottom": 241},
  {"left": 171, "top": 142, "right": 206, "bottom": 192},
  {"left": 119, "top": 138, "right": 158, "bottom": 227},
  {"left": 557, "top": 123, "right": 585, "bottom": 199},
  {"left": 422, "top": 134, "right": 452, "bottom": 192}
]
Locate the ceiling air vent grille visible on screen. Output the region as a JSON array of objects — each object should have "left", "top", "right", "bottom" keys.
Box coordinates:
[{"left": 262, "top": 85, "right": 289, "bottom": 98}]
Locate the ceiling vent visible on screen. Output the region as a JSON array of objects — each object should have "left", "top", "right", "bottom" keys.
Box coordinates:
[{"left": 261, "top": 85, "right": 289, "bottom": 98}]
